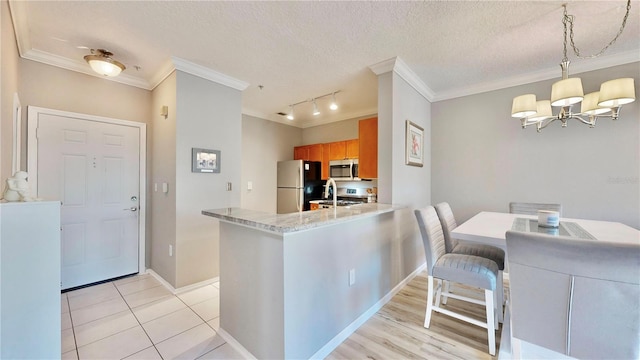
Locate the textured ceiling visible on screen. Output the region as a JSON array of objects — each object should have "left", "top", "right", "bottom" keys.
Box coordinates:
[{"left": 9, "top": 1, "right": 640, "bottom": 128}]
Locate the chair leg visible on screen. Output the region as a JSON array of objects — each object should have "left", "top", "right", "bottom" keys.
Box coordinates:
[
  {"left": 435, "top": 279, "right": 443, "bottom": 308},
  {"left": 442, "top": 280, "right": 450, "bottom": 304},
  {"left": 485, "top": 289, "right": 496, "bottom": 356},
  {"left": 424, "top": 275, "right": 435, "bottom": 328},
  {"left": 497, "top": 270, "right": 504, "bottom": 323}
]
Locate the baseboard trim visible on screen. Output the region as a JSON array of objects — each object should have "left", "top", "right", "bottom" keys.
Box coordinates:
[
  {"left": 146, "top": 268, "right": 219, "bottom": 294},
  {"left": 216, "top": 327, "right": 257, "bottom": 360},
  {"left": 310, "top": 262, "right": 427, "bottom": 359}
]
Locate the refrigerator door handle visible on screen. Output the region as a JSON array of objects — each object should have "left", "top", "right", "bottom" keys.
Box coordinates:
[{"left": 296, "top": 168, "right": 301, "bottom": 212}]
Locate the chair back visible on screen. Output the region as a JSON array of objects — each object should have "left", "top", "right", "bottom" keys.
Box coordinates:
[
  {"left": 414, "top": 207, "right": 447, "bottom": 273},
  {"left": 434, "top": 202, "right": 458, "bottom": 253},
  {"left": 505, "top": 230, "right": 640, "bottom": 359},
  {"left": 509, "top": 202, "right": 562, "bottom": 216}
]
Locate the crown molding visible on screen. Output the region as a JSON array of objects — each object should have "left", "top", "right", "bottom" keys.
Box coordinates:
[
  {"left": 171, "top": 57, "right": 249, "bottom": 91},
  {"left": 369, "top": 57, "right": 435, "bottom": 102},
  {"left": 21, "top": 49, "right": 152, "bottom": 89},
  {"left": 433, "top": 50, "right": 640, "bottom": 102},
  {"left": 8, "top": 0, "right": 30, "bottom": 56}
]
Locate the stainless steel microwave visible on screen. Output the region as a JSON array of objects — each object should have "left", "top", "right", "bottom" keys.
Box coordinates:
[{"left": 329, "top": 159, "right": 359, "bottom": 181}]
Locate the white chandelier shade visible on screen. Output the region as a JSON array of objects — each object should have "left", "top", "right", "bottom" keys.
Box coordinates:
[
  {"left": 598, "top": 78, "right": 636, "bottom": 107},
  {"left": 581, "top": 92, "right": 611, "bottom": 116},
  {"left": 550, "top": 77, "right": 584, "bottom": 107},
  {"left": 511, "top": 94, "right": 537, "bottom": 118}
]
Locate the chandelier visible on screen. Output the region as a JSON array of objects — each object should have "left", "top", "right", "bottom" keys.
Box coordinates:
[{"left": 511, "top": 1, "right": 635, "bottom": 132}]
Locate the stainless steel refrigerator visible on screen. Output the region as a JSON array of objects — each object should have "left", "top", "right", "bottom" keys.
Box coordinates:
[{"left": 277, "top": 160, "right": 323, "bottom": 213}]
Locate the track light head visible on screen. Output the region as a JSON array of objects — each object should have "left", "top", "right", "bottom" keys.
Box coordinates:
[
  {"left": 313, "top": 100, "right": 320, "bottom": 116},
  {"left": 286, "top": 105, "right": 294, "bottom": 120},
  {"left": 330, "top": 93, "right": 338, "bottom": 110}
]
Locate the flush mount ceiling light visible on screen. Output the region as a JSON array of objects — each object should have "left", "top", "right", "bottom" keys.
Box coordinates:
[
  {"left": 84, "top": 49, "right": 126, "bottom": 77},
  {"left": 285, "top": 90, "right": 341, "bottom": 119},
  {"left": 511, "top": 1, "right": 635, "bottom": 132}
]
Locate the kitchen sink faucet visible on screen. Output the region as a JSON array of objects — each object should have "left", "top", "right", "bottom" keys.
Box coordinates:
[{"left": 324, "top": 178, "right": 337, "bottom": 209}]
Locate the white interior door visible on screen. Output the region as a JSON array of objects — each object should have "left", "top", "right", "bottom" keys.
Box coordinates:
[{"left": 34, "top": 112, "right": 140, "bottom": 290}]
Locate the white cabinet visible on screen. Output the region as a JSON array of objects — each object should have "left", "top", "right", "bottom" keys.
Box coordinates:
[{"left": 1, "top": 201, "right": 61, "bottom": 358}]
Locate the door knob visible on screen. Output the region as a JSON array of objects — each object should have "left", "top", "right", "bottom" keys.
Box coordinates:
[{"left": 123, "top": 207, "right": 138, "bottom": 212}]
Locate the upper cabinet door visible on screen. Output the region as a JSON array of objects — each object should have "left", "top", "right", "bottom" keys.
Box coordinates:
[
  {"left": 346, "top": 139, "right": 359, "bottom": 159},
  {"left": 293, "top": 146, "right": 309, "bottom": 160},
  {"left": 358, "top": 117, "right": 378, "bottom": 179},
  {"left": 329, "top": 141, "right": 347, "bottom": 160}
]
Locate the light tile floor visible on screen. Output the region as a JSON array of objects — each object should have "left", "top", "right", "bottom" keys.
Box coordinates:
[{"left": 61, "top": 274, "right": 243, "bottom": 359}]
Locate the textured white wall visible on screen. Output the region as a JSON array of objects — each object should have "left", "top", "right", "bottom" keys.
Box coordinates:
[{"left": 432, "top": 62, "right": 640, "bottom": 228}]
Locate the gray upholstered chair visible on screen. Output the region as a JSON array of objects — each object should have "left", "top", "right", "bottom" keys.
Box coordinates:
[
  {"left": 415, "top": 206, "right": 499, "bottom": 355},
  {"left": 435, "top": 202, "right": 505, "bottom": 321},
  {"left": 506, "top": 230, "right": 640, "bottom": 359},
  {"left": 509, "top": 202, "right": 562, "bottom": 216}
]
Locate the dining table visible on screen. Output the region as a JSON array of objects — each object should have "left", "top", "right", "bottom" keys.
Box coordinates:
[
  {"left": 451, "top": 211, "right": 639, "bottom": 249},
  {"left": 452, "top": 211, "right": 640, "bottom": 360}
]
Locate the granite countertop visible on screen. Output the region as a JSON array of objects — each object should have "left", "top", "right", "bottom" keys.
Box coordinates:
[{"left": 202, "top": 203, "right": 401, "bottom": 234}]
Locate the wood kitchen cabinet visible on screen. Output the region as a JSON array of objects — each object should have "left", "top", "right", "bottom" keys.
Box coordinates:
[
  {"left": 358, "top": 117, "right": 378, "bottom": 179},
  {"left": 293, "top": 144, "right": 323, "bottom": 162},
  {"left": 328, "top": 139, "right": 359, "bottom": 160}
]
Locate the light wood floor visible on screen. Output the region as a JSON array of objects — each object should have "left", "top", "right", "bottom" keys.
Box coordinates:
[{"left": 326, "top": 270, "right": 503, "bottom": 360}]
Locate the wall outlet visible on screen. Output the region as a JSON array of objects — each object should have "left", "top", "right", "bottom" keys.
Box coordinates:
[
  {"left": 349, "top": 269, "right": 356, "bottom": 286},
  {"left": 227, "top": 182, "right": 232, "bottom": 191},
  {"left": 169, "top": 244, "right": 173, "bottom": 257}
]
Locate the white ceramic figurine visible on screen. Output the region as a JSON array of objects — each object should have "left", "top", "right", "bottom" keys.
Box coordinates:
[{"left": 2, "top": 171, "right": 33, "bottom": 202}]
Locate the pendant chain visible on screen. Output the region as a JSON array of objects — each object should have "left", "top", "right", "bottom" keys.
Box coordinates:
[{"left": 562, "top": 0, "right": 631, "bottom": 61}]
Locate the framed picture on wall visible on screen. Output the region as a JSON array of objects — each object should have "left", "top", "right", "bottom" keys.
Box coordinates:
[
  {"left": 192, "top": 148, "right": 221, "bottom": 173},
  {"left": 405, "top": 120, "right": 424, "bottom": 167}
]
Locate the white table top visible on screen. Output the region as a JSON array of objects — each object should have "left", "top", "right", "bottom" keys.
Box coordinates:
[{"left": 451, "top": 211, "right": 640, "bottom": 249}]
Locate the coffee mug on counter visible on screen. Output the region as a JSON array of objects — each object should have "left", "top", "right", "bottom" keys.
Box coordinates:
[{"left": 538, "top": 210, "right": 560, "bottom": 228}]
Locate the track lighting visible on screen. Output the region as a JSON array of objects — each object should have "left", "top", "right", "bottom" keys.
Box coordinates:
[
  {"left": 284, "top": 90, "right": 341, "bottom": 119},
  {"left": 313, "top": 100, "right": 320, "bottom": 116},
  {"left": 286, "top": 106, "right": 295, "bottom": 120},
  {"left": 330, "top": 92, "right": 338, "bottom": 110}
]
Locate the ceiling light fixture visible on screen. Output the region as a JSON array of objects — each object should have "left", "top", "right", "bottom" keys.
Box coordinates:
[
  {"left": 286, "top": 106, "right": 295, "bottom": 120},
  {"left": 330, "top": 92, "right": 338, "bottom": 110},
  {"left": 511, "top": 1, "right": 635, "bottom": 132},
  {"left": 312, "top": 100, "right": 320, "bottom": 116},
  {"left": 84, "top": 49, "right": 126, "bottom": 77},
  {"left": 285, "top": 90, "right": 341, "bottom": 119}
]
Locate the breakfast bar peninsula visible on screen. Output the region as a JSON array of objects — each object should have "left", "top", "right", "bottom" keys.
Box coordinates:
[{"left": 202, "top": 203, "right": 416, "bottom": 359}]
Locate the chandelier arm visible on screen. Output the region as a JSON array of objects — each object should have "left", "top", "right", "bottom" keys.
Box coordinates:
[
  {"left": 565, "top": 0, "right": 631, "bottom": 59},
  {"left": 569, "top": 115, "right": 595, "bottom": 126},
  {"left": 537, "top": 117, "right": 558, "bottom": 132}
]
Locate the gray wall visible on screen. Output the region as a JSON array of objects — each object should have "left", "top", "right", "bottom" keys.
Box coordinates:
[
  {"left": 241, "top": 114, "right": 302, "bottom": 213},
  {"left": 174, "top": 71, "right": 242, "bottom": 288},
  {"left": 150, "top": 72, "right": 177, "bottom": 285},
  {"left": 432, "top": 62, "right": 640, "bottom": 229},
  {"left": 301, "top": 117, "right": 360, "bottom": 144}
]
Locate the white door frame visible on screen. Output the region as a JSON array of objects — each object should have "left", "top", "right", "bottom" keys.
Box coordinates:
[{"left": 27, "top": 106, "right": 147, "bottom": 276}]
